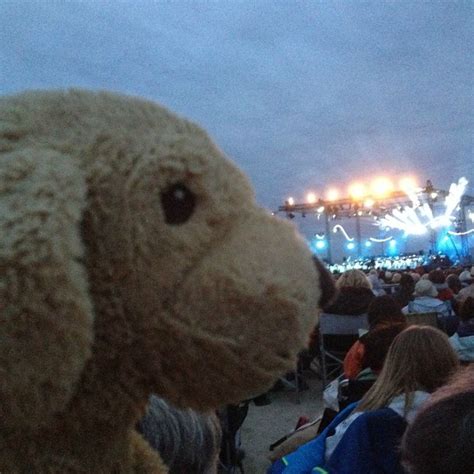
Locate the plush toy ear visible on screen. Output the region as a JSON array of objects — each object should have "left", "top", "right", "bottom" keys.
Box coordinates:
[{"left": 0, "top": 148, "right": 94, "bottom": 430}]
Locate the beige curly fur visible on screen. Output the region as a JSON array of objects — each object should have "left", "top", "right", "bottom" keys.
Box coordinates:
[{"left": 0, "top": 90, "right": 322, "bottom": 472}]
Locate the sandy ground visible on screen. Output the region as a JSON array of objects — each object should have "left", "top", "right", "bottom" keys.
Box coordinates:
[{"left": 240, "top": 372, "right": 324, "bottom": 473}]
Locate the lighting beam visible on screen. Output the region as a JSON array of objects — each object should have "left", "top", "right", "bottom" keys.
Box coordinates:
[{"left": 333, "top": 224, "right": 354, "bottom": 242}]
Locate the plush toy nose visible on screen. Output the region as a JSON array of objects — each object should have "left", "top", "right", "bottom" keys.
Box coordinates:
[
  {"left": 157, "top": 208, "right": 327, "bottom": 409},
  {"left": 178, "top": 208, "right": 322, "bottom": 351}
]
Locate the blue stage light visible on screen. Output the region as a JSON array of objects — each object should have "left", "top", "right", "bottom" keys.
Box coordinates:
[
  {"left": 347, "top": 242, "right": 355, "bottom": 250},
  {"left": 365, "top": 241, "right": 372, "bottom": 248},
  {"left": 316, "top": 240, "right": 326, "bottom": 250},
  {"left": 389, "top": 239, "right": 397, "bottom": 247}
]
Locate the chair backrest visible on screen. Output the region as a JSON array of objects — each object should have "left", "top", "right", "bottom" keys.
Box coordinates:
[
  {"left": 319, "top": 313, "right": 369, "bottom": 389},
  {"left": 405, "top": 312, "right": 439, "bottom": 328},
  {"left": 381, "top": 284, "right": 399, "bottom": 295},
  {"left": 319, "top": 313, "right": 369, "bottom": 335}
]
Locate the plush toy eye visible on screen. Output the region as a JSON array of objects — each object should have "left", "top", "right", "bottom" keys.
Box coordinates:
[{"left": 160, "top": 183, "right": 196, "bottom": 225}]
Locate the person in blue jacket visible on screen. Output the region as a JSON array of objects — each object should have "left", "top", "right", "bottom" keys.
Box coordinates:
[{"left": 268, "top": 326, "right": 459, "bottom": 474}]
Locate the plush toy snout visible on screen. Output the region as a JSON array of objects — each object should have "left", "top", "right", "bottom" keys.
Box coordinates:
[{"left": 148, "top": 209, "right": 324, "bottom": 409}]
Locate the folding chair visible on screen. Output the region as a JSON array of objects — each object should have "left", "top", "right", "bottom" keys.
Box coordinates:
[
  {"left": 276, "top": 354, "right": 306, "bottom": 404},
  {"left": 218, "top": 402, "right": 249, "bottom": 473},
  {"left": 405, "top": 312, "right": 439, "bottom": 328},
  {"left": 319, "top": 313, "right": 368, "bottom": 388},
  {"left": 381, "top": 284, "right": 398, "bottom": 295}
]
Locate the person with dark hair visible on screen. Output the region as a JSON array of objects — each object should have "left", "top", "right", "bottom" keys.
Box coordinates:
[
  {"left": 339, "top": 323, "right": 407, "bottom": 409},
  {"left": 428, "top": 269, "right": 453, "bottom": 301},
  {"left": 401, "top": 365, "right": 474, "bottom": 474},
  {"left": 362, "top": 323, "right": 406, "bottom": 373},
  {"left": 343, "top": 296, "right": 406, "bottom": 379},
  {"left": 449, "top": 296, "right": 474, "bottom": 362},
  {"left": 393, "top": 273, "right": 415, "bottom": 309},
  {"left": 446, "top": 273, "right": 463, "bottom": 314},
  {"left": 136, "top": 395, "right": 222, "bottom": 474},
  {"left": 366, "top": 296, "right": 405, "bottom": 329},
  {"left": 446, "top": 273, "right": 463, "bottom": 295}
]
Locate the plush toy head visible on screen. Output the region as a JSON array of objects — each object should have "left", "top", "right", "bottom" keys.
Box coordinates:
[{"left": 0, "top": 90, "right": 334, "bottom": 470}]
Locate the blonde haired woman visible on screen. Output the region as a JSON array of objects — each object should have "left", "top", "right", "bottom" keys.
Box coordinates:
[
  {"left": 269, "top": 326, "right": 459, "bottom": 474},
  {"left": 313, "top": 269, "right": 376, "bottom": 359},
  {"left": 324, "top": 269, "right": 374, "bottom": 316},
  {"left": 335, "top": 269, "right": 372, "bottom": 290}
]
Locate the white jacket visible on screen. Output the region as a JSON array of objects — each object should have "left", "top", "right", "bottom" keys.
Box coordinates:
[{"left": 402, "top": 296, "right": 451, "bottom": 318}]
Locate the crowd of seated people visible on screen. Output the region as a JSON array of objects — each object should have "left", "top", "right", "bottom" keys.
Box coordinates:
[
  {"left": 266, "top": 265, "right": 474, "bottom": 474},
  {"left": 268, "top": 326, "right": 460, "bottom": 473},
  {"left": 305, "top": 265, "right": 470, "bottom": 367},
  {"left": 327, "top": 264, "right": 473, "bottom": 317}
]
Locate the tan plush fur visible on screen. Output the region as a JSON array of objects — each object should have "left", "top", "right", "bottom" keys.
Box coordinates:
[{"left": 0, "top": 90, "right": 322, "bottom": 472}]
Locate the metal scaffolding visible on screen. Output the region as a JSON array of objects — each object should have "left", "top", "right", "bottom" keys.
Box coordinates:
[{"left": 278, "top": 181, "right": 473, "bottom": 264}]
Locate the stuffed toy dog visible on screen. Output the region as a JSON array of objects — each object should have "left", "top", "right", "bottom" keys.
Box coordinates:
[{"left": 0, "top": 90, "right": 334, "bottom": 472}]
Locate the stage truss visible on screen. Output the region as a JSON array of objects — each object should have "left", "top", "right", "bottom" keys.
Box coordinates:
[{"left": 278, "top": 179, "right": 474, "bottom": 265}]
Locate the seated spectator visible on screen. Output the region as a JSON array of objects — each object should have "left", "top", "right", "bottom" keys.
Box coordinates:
[
  {"left": 362, "top": 323, "right": 407, "bottom": 375},
  {"left": 403, "top": 279, "right": 456, "bottom": 335},
  {"left": 410, "top": 272, "right": 421, "bottom": 283},
  {"left": 391, "top": 272, "right": 402, "bottom": 285},
  {"left": 393, "top": 273, "right": 415, "bottom": 311},
  {"left": 344, "top": 295, "right": 407, "bottom": 379},
  {"left": 456, "top": 268, "right": 474, "bottom": 303},
  {"left": 268, "top": 326, "right": 459, "bottom": 474},
  {"left": 311, "top": 269, "right": 375, "bottom": 357},
  {"left": 446, "top": 273, "right": 463, "bottom": 314},
  {"left": 401, "top": 365, "right": 474, "bottom": 474},
  {"left": 324, "top": 269, "right": 375, "bottom": 316},
  {"left": 459, "top": 268, "right": 473, "bottom": 287},
  {"left": 449, "top": 296, "right": 474, "bottom": 362},
  {"left": 137, "top": 395, "right": 222, "bottom": 474},
  {"left": 402, "top": 279, "right": 451, "bottom": 318},
  {"left": 368, "top": 269, "right": 386, "bottom": 296},
  {"left": 384, "top": 271, "right": 393, "bottom": 284},
  {"left": 428, "top": 269, "right": 453, "bottom": 301},
  {"left": 339, "top": 323, "right": 407, "bottom": 409},
  {"left": 317, "top": 322, "right": 407, "bottom": 436},
  {"left": 446, "top": 273, "right": 462, "bottom": 295}
]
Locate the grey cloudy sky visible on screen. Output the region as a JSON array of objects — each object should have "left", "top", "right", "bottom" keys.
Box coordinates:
[{"left": 1, "top": 0, "right": 473, "bottom": 213}]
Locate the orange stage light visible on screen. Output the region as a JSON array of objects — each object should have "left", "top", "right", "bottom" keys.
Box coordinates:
[
  {"left": 348, "top": 183, "right": 367, "bottom": 200},
  {"left": 371, "top": 177, "right": 393, "bottom": 198},
  {"left": 326, "top": 189, "right": 339, "bottom": 201}
]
